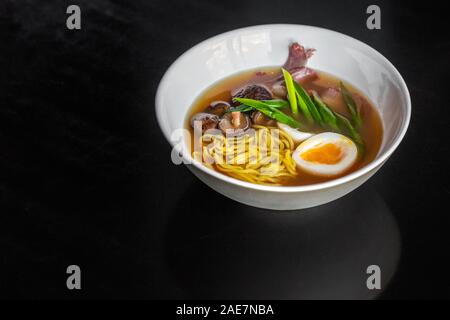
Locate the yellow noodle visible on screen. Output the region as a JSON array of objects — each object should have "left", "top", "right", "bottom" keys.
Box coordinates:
[{"left": 195, "top": 126, "right": 298, "bottom": 185}]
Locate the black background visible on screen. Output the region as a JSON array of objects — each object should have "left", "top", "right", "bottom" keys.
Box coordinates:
[{"left": 1, "top": 0, "right": 449, "bottom": 299}]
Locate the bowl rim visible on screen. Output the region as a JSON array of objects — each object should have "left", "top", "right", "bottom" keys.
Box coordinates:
[{"left": 155, "top": 24, "right": 411, "bottom": 193}]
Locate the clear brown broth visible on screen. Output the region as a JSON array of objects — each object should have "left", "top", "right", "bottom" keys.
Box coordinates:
[{"left": 186, "top": 67, "right": 383, "bottom": 186}]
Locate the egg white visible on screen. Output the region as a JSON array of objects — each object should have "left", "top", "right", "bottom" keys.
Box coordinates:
[
  {"left": 292, "top": 132, "right": 358, "bottom": 177},
  {"left": 277, "top": 122, "right": 314, "bottom": 143}
]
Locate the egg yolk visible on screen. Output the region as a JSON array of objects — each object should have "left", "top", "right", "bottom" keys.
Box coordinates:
[{"left": 301, "top": 143, "right": 343, "bottom": 164}]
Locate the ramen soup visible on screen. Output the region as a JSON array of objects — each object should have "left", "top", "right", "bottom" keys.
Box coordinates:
[{"left": 186, "top": 43, "right": 383, "bottom": 186}]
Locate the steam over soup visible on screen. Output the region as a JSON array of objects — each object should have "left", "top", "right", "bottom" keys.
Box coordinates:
[{"left": 186, "top": 43, "right": 383, "bottom": 186}]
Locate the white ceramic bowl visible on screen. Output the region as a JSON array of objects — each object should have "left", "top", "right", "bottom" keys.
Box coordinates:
[{"left": 156, "top": 24, "right": 411, "bottom": 210}]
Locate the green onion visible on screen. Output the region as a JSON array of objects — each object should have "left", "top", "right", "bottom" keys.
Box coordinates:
[
  {"left": 334, "top": 111, "right": 365, "bottom": 154},
  {"left": 226, "top": 100, "right": 288, "bottom": 113},
  {"left": 313, "top": 90, "right": 365, "bottom": 155},
  {"left": 340, "top": 82, "right": 362, "bottom": 129},
  {"left": 224, "top": 105, "right": 254, "bottom": 113},
  {"left": 281, "top": 68, "right": 298, "bottom": 115},
  {"left": 262, "top": 99, "right": 289, "bottom": 108},
  {"left": 311, "top": 91, "right": 339, "bottom": 132},
  {"left": 233, "top": 98, "right": 305, "bottom": 130},
  {"left": 290, "top": 83, "right": 313, "bottom": 123},
  {"left": 294, "top": 82, "right": 322, "bottom": 125}
]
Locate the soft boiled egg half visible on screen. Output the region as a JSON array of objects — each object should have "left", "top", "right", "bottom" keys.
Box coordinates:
[{"left": 292, "top": 132, "right": 358, "bottom": 177}]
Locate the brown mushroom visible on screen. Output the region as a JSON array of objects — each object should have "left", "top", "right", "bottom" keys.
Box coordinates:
[
  {"left": 190, "top": 113, "right": 220, "bottom": 133},
  {"left": 205, "top": 100, "right": 231, "bottom": 116},
  {"left": 251, "top": 111, "right": 276, "bottom": 127},
  {"left": 231, "top": 84, "right": 273, "bottom": 105},
  {"left": 219, "top": 112, "right": 250, "bottom": 136}
]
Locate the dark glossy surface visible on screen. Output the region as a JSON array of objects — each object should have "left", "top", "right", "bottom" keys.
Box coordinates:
[{"left": 1, "top": 0, "right": 449, "bottom": 299}]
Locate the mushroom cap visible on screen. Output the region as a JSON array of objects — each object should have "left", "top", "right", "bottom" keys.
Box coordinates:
[
  {"left": 252, "top": 111, "right": 276, "bottom": 127},
  {"left": 231, "top": 84, "right": 273, "bottom": 105},
  {"left": 190, "top": 112, "right": 220, "bottom": 133},
  {"left": 205, "top": 100, "right": 231, "bottom": 116},
  {"left": 219, "top": 112, "right": 250, "bottom": 137}
]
